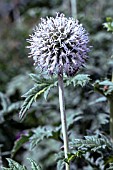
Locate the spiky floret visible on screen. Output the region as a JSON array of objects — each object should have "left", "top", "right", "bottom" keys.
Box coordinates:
[{"left": 27, "top": 13, "right": 90, "bottom": 76}]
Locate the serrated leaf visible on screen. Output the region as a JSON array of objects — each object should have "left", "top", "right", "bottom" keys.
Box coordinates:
[
  {"left": 89, "top": 97, "right": 106, "bottom": 105},
  {"left": 19, "top": 74, "right": 58, "bottom": 120},
  {"left": 70, "top": 134, "right": 113, "bottom": 153},
  {"left": 0, "top": 92, "right": 10, "bottom": 123},
  {"left": 29, "top": 73, "right": 41, "bottom": 83},
  {"left": 97, "top": 113, "right": 109, "bottom": 125},
  {"left": 11, "top": 132, "right": 32, "bottom": 158},
  {"left": 43, "top": 85, "right": 52, "bottom": 100},
  {"left": 3, "top": 158, "right": 42, "bottom": 170},
  {"left": 27, "top": 158, "right": 42, "bottom": 170},
  {"left": 56, "top": 160, "right": 64, "bottom": 170},
  {"left": 29, "top": 73, "right": 50, "bottom": 84},
  {"left": 30, "top": 126, "right": 60, "bottom": 149},
  {"left": 67, "top": 112, "right": 83, "bottom": 129},
  {"left": 68, "top": 135, "right": 113, "bottom": 165},
  {"left": 3, "top": 158, "right": 27, "bottom": 170},
  {"left": 55, "top": 151, "right": 65, "bottom": 170},
  {"left": 7, "top": 101, "right": 22, "bottom": 113},
  {"left": 30, "top": 126, "right": 53, "bottom": 149},
  {"left": 19, "top": 94, "right": 34, "bottom": 120},
  {"left": 94, "top": 79, "right": 113, "bottom": 96},
  {"left": 19, "top": 84, "right": 48, "bottom": 120},
  {"left": 99, "top": 80, "right": 113, "bottom": 86},
  {"left": 44, "top": 86, "right": 51, "bottom": 100},
  {"left": 65, "top": 74, "right": 90, "bottom": 87},
  {"left": 0, "top": 92, "right": 10, "bottom": 115}
]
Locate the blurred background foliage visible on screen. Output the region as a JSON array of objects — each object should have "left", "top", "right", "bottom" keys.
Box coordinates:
[{"left": 0, "top": 0, "right": 113, "bottom": 169}]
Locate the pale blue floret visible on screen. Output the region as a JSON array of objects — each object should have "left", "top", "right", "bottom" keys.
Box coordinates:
[{"left": 27, "top": 13, "right": 90, "bottom": 76}]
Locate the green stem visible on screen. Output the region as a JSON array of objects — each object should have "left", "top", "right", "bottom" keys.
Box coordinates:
[
  {"left": 58, "top": 73, "right": 69, "bottom": 170},
  {"left": 109, "top": 99, "right": 113, "bottom": 141},
  {"left": 70, "top": 0, "right": 77, "bottom": 19}
]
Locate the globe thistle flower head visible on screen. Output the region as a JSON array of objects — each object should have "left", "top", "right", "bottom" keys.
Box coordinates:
[{"left": 27, "top": 13, "right": 90, "bottom": 76}]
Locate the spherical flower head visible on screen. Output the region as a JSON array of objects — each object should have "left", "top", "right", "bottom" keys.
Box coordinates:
[{"left": 27, "top": 13, "right": 90, "bottom": 76}]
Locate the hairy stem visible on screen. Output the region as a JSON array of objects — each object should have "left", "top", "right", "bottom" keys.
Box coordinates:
[{"left": 58, "top": 73, "right": 69, "bottom": 170}]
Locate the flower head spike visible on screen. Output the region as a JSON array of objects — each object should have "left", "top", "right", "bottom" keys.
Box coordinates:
[{"left": 27, "top": 13, "right": 90, "bottom": 76}]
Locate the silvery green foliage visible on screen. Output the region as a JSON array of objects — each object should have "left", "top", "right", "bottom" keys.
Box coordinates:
[
  {"left": 19, "top": 74, "right": 58, "bottom": 120},
  {"left": 70, "top": 134, "right": 113, "bottom": 152},
  {"left": 0, "top": 92, "right": 22, "bottom": 123},
  {"left": 19, "top": 73, "right": 90, "bottom": 119},
  {"left": 3, "top": 158, "right": 42, "bottom": 170},
  {"left": 67, "top": 134, "right": 113, "bottom": 169},
  {"left": 94, "top": 79, "right": 113, "bottom": 96},
  {"left": 27, "top": 13, "right": 90, "bottom": 76},
  {"left": 12, "top": 111, "right": 83, "bottom": 157}
]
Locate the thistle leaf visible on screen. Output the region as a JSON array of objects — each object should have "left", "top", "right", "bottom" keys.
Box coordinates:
[
  {"left": 89, "top": 96, "right": 106, "bottom": 105},
  {"left": 94, "top": 79, "right": 113, "bottom": 96},
  {"left": 55, "top": 151, "right": 65, "bottom": 170},
  {"left": 19, "top": 73, "right": 89, "bottom": 120},
  {"left": 71, "top": 135, "right": 112, "bottom": 151},
  {"left": 11, "top": 132, "right": 32, "bottom": 158},
  {"left": 68, "top": 134, "right": 113, "bottom": 163},
  {"left": 0, "top": 92, "right": 10, "bottom": 112},
  {"left": 2, "top": 158, "right": 27, "bottom": 170},
  {"left": 2, "top": 158, "right": 41, "bottom": 170},
  {"left": 65, "top": 74, "right": 90, "bottom": 87},
  {"left": 30, "top": 126, "right": 60, "bottom": 149},
  {"left": 67, "top": 111, "right": 83, "bottom": 129},
  {"left": 19, "top": 74, "right": 57, "bottom": 120},
  {"left": 44, "top": 79, "right": 57, "bottom": 100},
  {"left": 27, "top": 158, "right": 42, "bottom": 170}
]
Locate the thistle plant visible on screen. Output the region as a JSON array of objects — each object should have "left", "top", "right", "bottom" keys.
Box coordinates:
[{"left": 27, "top": 13, "right": 90, "bottom": 170}]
